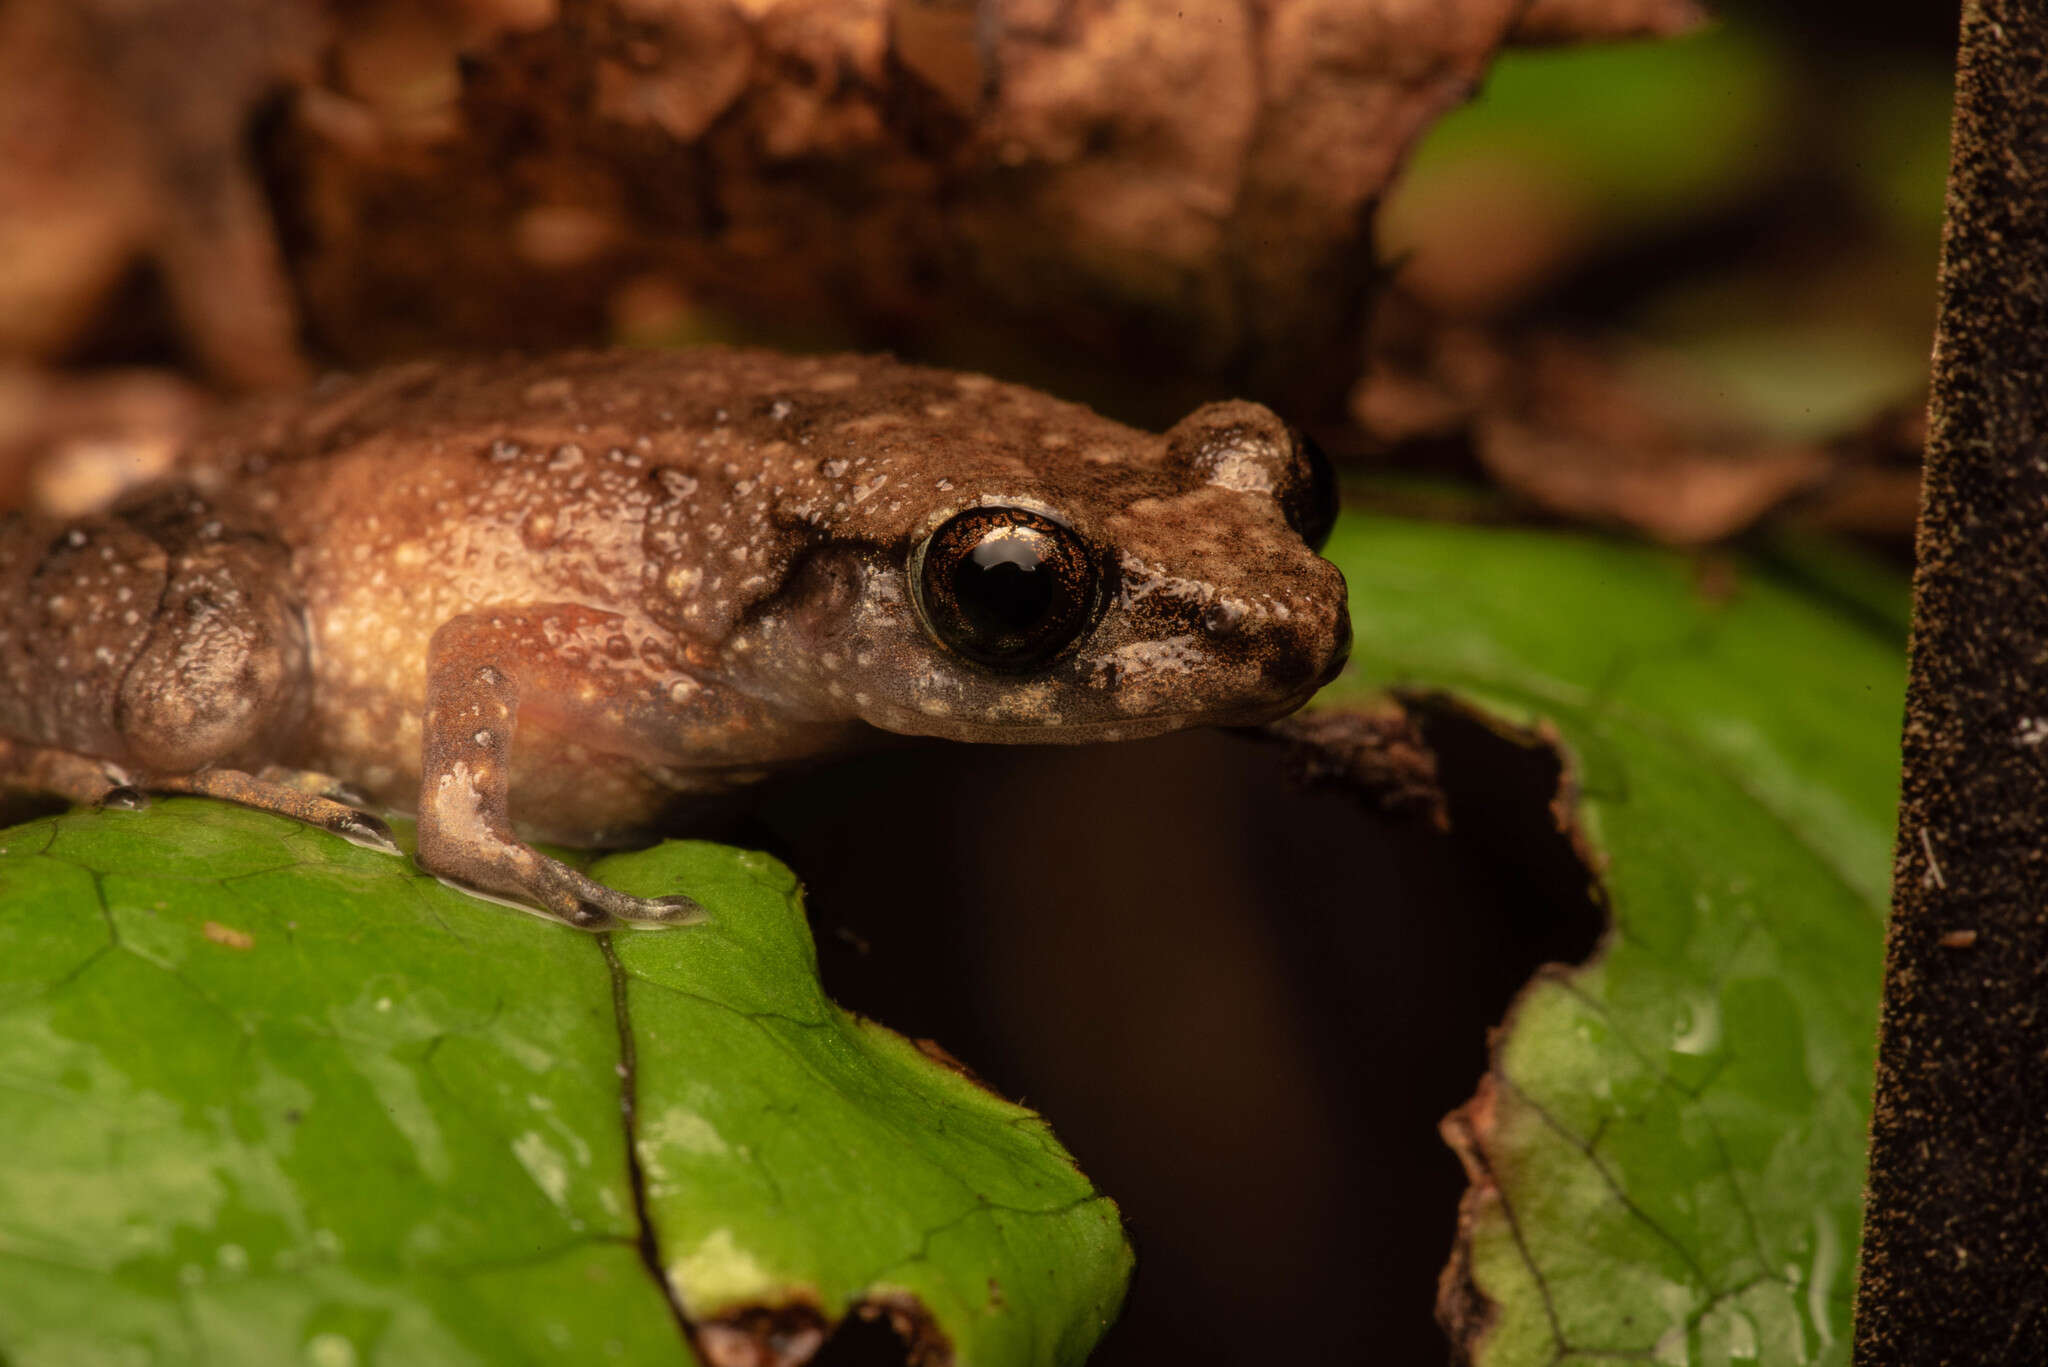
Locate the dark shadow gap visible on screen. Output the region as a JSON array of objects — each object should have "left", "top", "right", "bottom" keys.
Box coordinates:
[
  {"left": 809, "top": 1299, "right": 947, "bottom": 1367},
  {"left": 726, "top": 707, "right": 1605, "bottom": 1367},
  {"left": 807, "top": 1311, "right": 907, "bottom": 1367}
]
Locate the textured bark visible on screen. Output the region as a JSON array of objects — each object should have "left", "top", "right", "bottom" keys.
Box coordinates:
[{"left": 1853, "top": 3, "right": 2048, "bottom": 1361}]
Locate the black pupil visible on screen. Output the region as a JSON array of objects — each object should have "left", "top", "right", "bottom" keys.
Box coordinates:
[
  {"left": 915, "top": 507, "right": 1096, "bottom": 669},
  {"left": 958, "top": 534, "right": 1056, "bottom": 634}
]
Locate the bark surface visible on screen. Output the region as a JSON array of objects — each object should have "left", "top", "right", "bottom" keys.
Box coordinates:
[{"left": 1854, "top": 4, "right": 2048, "bottom": 1360}]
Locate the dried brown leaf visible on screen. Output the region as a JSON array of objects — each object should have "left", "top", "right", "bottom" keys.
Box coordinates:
[
  {"left": 1348, "top": 296, "right": 1911, "bottom": 545},
  {"left": 1506, "top": 0, "right": 1709, "bottom": 45}
]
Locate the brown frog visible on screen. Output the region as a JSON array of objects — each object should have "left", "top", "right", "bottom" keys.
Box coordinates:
[{"left": 0, "top": 349, "right": 1350, "bottom": 927}]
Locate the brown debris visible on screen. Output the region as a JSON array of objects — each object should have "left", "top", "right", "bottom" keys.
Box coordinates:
[
  {"left": 1259, "top": 703, "right": 1449, "bottom": 828},
  {"left": 202, "top": 920, "right": 257, "bottom": 950},
  {"left": 696, "top": 1294, "right": 952, "bottom": 1367},
  {"left": 698, "top": 1303, "right": 830, "bottom": 1367}
]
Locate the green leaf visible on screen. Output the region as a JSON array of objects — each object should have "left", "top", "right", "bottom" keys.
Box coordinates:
[
  {"left": 1313, "top": 515, "right": 1902, "bottom": 1365},
  {"left": 0, "top": 509, "right": 1901, "bottom": 1366},
  {"left": 0, "top": 804, "right": 1128, "bottom": 1365}
]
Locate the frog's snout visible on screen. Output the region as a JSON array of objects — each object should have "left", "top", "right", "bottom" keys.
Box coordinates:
[
  {"left": 1315, "top": 610, "right": 1353, "bottom": 689},
  {"left": 1258, "top": 608, "right": 1350, "bottom": 697}
]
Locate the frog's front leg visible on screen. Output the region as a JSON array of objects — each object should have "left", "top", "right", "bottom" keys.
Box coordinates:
[{"left": 417, "top": 609, "right": 706, "bottom": 931}]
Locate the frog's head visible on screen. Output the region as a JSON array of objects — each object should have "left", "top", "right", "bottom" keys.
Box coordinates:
[{"left": 757, "top": 398, "right": 1350, "bottom": 745}]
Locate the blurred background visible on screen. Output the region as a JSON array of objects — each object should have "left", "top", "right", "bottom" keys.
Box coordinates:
[{"left": 0, "top": 0, "right": 1956, "bottom": 1361}]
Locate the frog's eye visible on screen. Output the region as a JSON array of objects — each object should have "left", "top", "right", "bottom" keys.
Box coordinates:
[
  {"left": 911, "top": 507, "right": 1100, "bottom": 671},
  {"left": 1283, "top": 428, "right": 1339, "bottom": 553}
]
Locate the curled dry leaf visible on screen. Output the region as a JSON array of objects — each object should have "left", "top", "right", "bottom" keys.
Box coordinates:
[
  {"left": 1506, "top": 0, "right": 1709, "bottom": 44},
  {"left": 1351, "top": 293, "right": 1925, "bottom": 545},
  {"left": 285, "top": 0, "right": 1559, "bottom": 402},
  {"left": 0, "top": 0, "right": 1699, "bottom": 408},
  {"left": 0, "top": 0, "right": 321, "bottom": 390}
]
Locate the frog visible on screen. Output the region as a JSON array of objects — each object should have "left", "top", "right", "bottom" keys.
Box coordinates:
[{"left": 0, "top": 348, "right": 1350, "bottom": 928}]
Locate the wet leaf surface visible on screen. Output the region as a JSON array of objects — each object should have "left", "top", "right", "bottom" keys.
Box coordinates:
[
  {"left": 1312, "top": 516, "right": 1903, "bottom": 1365},
  {"left": 0, "top": 807, "right": 1127, "bottom": 1364}
]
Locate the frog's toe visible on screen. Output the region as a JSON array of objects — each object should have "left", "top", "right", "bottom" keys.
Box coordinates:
[
  {"left": 611, "top": 892, "right": 709, "bottom": 928},
  {"left": 96, "top": 785, "right": 150, "bottom": 812},
  {"left": 257, "top": 765, "right": 376, "bottom": 809},
  {"left": 563, "top": 880, "right": 706, "bottom": 930},
  {"left": 326, "top": 808, "right": 401, "bottom": 857},
  {"left": 146, "top": 768, "right": 404, "bottom": 859},
  {"left": 522, "top": 862, "right": 706, "bottom": 931}
]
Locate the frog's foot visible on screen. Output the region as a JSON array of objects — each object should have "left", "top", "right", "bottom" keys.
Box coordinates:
[
  {"left": 0, "top": 737, "right": 138, "bottom": 808},
  {"left": 144, "top": 769, "right": 402, "bottom": 856},
  {"left": 422, "top": 835, "right": 707, "bottom": 931}
]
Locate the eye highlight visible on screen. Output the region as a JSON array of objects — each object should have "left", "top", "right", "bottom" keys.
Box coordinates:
[{"left": 911, "top": 507, "right": 1100, "bottom": 671}]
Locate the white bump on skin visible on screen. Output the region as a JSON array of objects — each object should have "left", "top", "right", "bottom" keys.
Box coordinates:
[{"left": 1204, "top": 449, "right": 1276, "bottom": 494}]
